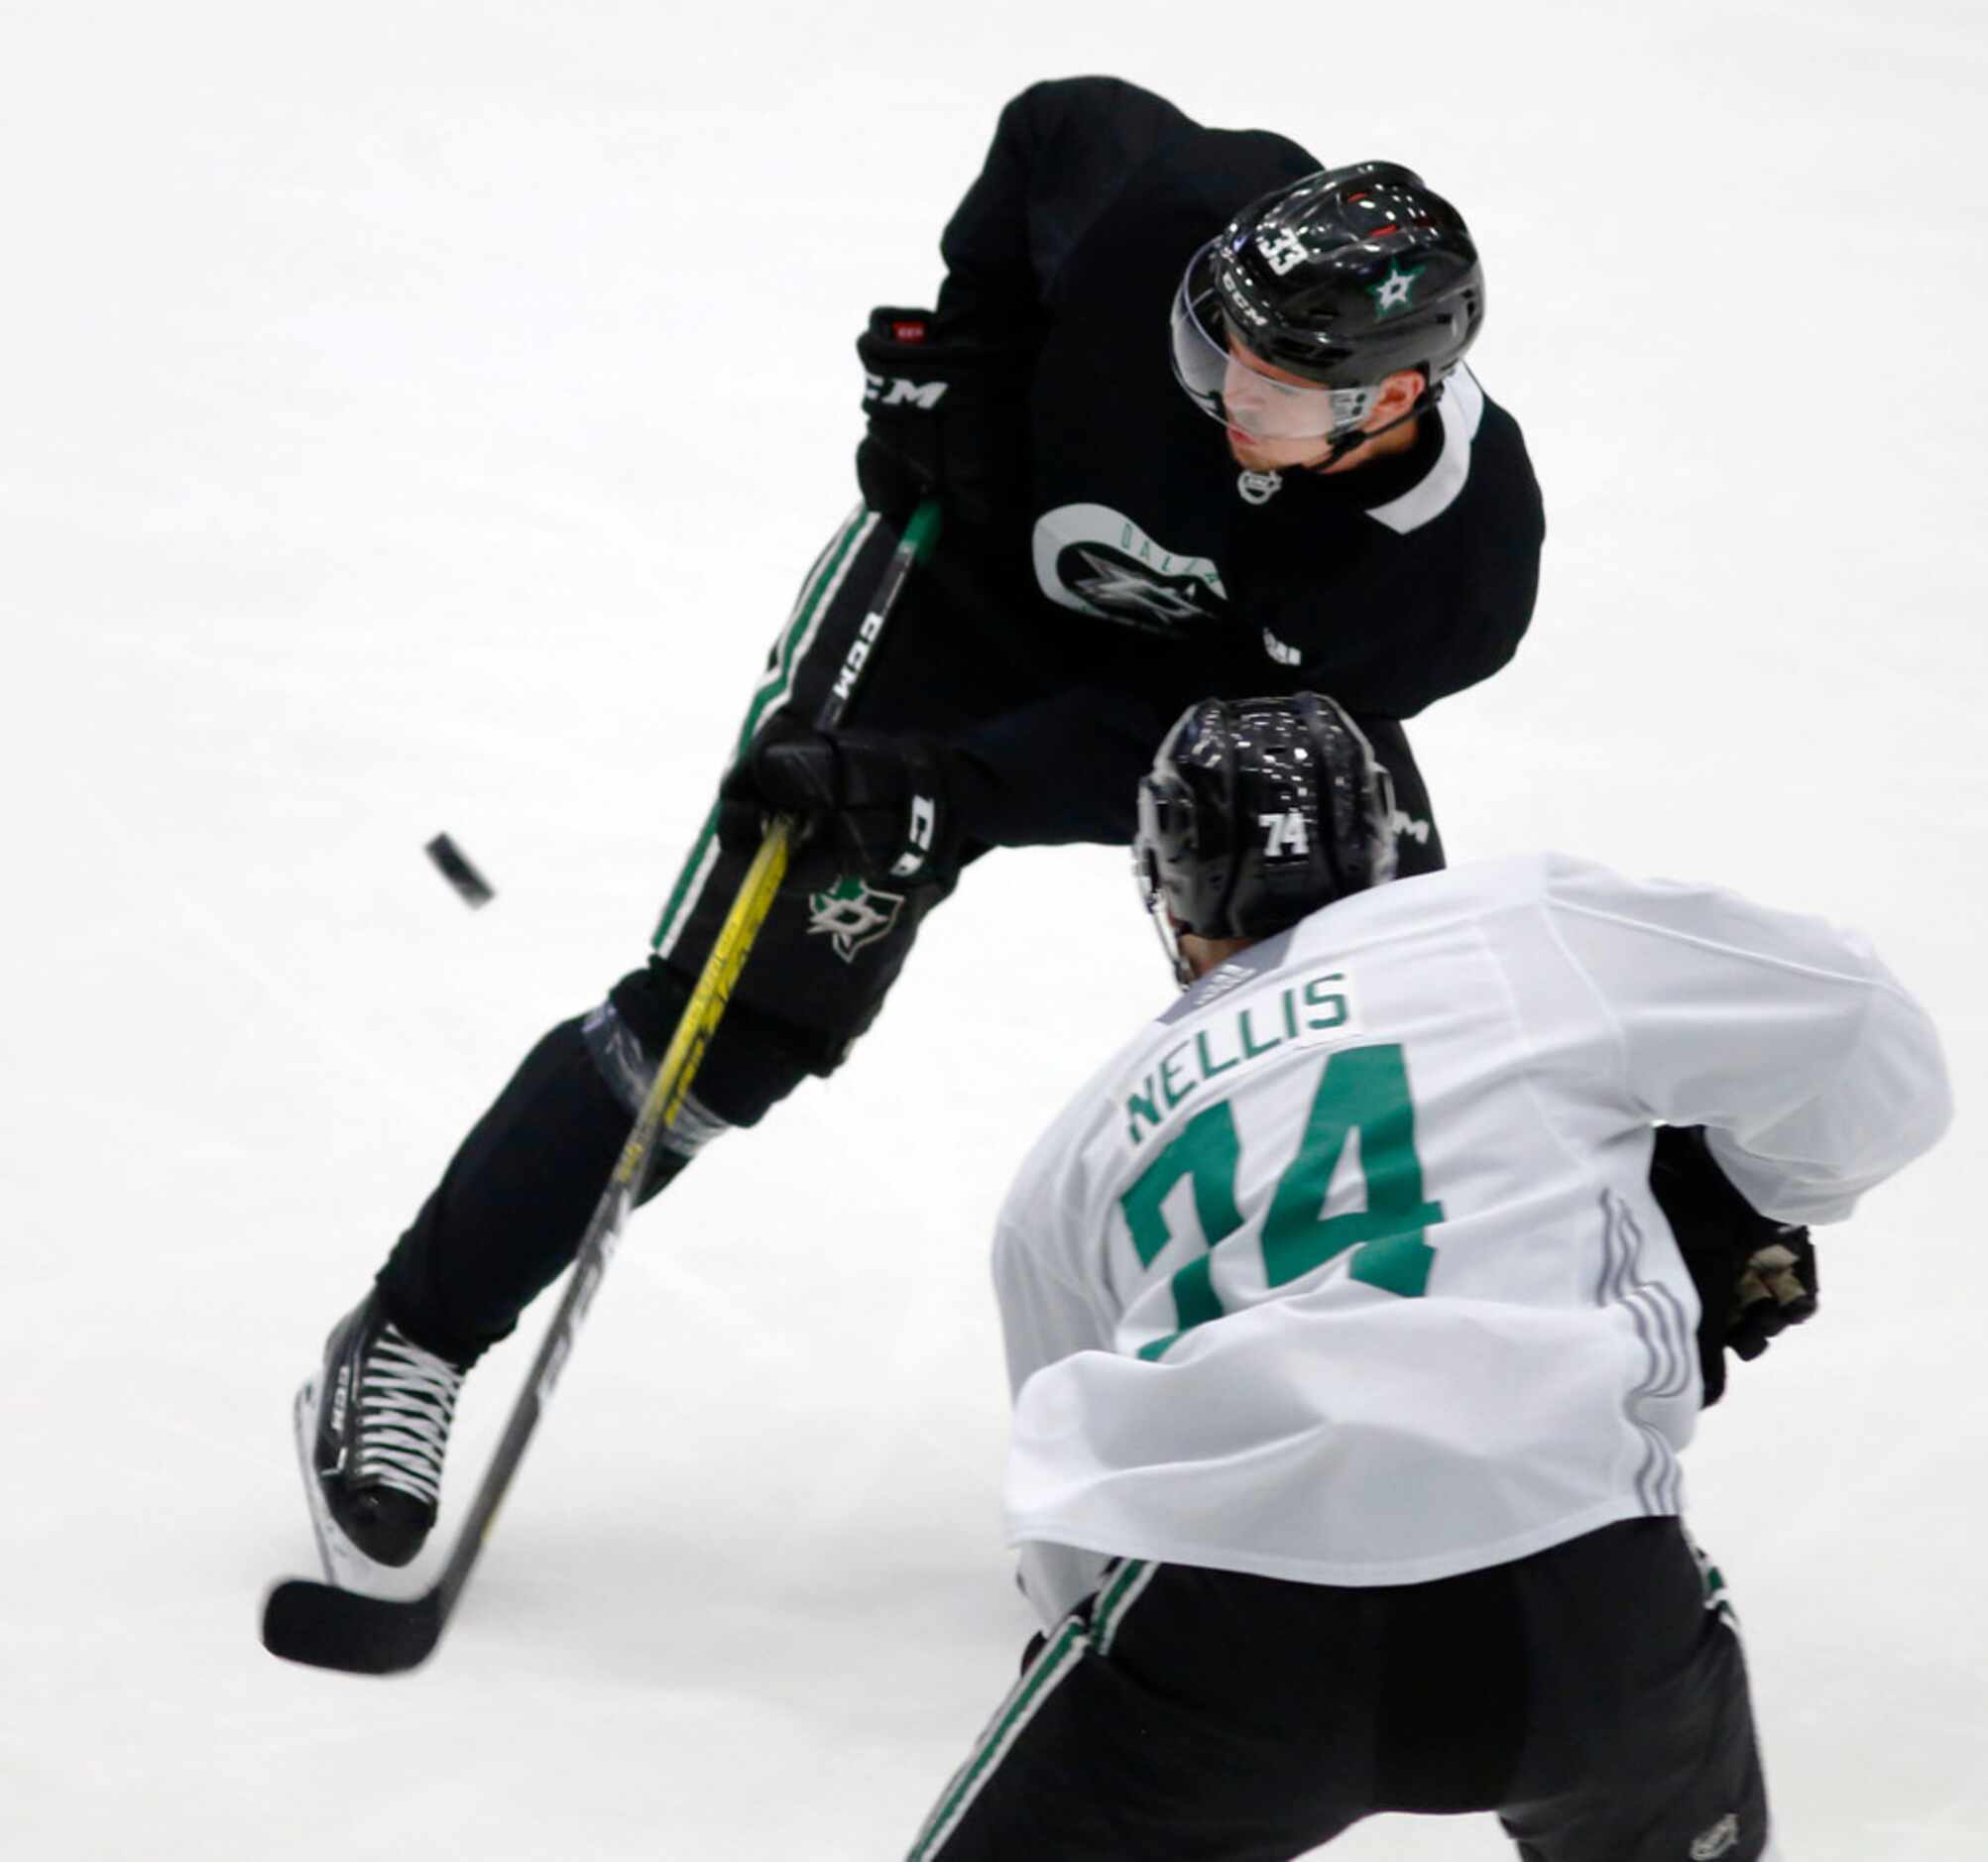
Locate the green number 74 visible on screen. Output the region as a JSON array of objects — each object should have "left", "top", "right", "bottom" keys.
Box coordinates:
[{"left": 1118, "top": 1043, "right": 1444, "bottom": 1360}]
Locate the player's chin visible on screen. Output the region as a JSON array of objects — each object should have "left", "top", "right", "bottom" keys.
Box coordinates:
[{"left": 1226, "top": 431, "right": 1306, "bottom": 473}]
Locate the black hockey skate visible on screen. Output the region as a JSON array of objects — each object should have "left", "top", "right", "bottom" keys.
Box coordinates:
[{"left": 293, "top": 1290, "right": 464, "bottom": 1591}]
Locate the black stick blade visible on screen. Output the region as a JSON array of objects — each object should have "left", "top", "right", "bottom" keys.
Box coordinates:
[{"left": 262, "top": 1578, "right": 445, "bottom": 1676}]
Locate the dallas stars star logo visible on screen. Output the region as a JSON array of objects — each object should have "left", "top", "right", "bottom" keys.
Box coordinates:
[
  {"left": 1072, "top": 550, "right": 1214, "bottom": 625},
  {"left": 806, "top": 875, "right": 905, "bottom": 962},
  {"left": 1368, "top": 264, "right": 1425, "bottom": 318}
]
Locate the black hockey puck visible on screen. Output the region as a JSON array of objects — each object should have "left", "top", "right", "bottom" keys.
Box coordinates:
[{"left": 425, "top": 833, "right": 495, "bottom": 908}]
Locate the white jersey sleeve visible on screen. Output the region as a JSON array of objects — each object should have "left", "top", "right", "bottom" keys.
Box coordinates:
[{"left": 1541, "top": 862, "right": 1953, "bottom": 1224}]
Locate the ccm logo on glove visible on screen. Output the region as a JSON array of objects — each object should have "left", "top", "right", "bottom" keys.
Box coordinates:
[
  {"left": 720, "top": 724, "right": 963, "bottom": 890},
  {"left": 892, "top": 794, "right": 939, "bottom": 877},
  {"left": 866, "top": 376, "right": 950, "bottom": 409}
]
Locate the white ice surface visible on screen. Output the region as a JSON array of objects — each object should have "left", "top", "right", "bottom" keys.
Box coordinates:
[{"left": 3, "top": 3, "right": 1985, "bottom": 1857}]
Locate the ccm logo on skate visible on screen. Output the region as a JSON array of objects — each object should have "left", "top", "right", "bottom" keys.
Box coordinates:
[{"left": 863, "top": 375, "right": 948, "bottom": 408}]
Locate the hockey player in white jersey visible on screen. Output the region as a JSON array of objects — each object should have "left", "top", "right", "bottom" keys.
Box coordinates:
[{"left": 906, "top": 693, "right": 1949, "bottom": 1862}]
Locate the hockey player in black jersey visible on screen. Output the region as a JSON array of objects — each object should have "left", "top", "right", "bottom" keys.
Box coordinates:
[{"left": 293, "top": 76, "right": 1546, "bottom": 1578}]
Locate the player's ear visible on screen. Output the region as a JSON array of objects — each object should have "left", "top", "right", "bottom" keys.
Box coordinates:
[{"left": 1369, "top": 369, "right": 1427, "bottom": 424}]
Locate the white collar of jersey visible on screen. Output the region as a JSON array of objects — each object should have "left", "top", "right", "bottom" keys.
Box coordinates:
[{"left": 1363, "top": 365, "right": 1485, "bottom": 537}]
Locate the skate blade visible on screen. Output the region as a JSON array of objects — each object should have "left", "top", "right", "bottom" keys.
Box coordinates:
[{"left": 291, "top": 1376, "right": 430, "bottom": 1603}]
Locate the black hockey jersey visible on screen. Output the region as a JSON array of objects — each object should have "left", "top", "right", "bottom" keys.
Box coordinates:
[{"left": 901, "top": 77, "right": 1544, "bottom": 847}]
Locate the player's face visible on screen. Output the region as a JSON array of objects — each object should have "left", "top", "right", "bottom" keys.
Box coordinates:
[
  {"left": 1221, "top": 344, "right": 1425, "bottom": 476},
  {"left": 1220, "top": 341, "right": 1346, "bottom": 471},
  {"left": 1170, "top": 246, "right": 1422, "bottom": 474}
]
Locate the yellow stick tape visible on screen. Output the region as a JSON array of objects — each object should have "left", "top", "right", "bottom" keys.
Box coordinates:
[{"left": 611, "top": 819, "right": 793, "bottom": 1192}]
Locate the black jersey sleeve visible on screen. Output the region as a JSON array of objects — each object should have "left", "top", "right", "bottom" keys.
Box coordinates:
[
  {"left": 949, "top": 682, "right": 1165, "bottom": 847},
  {"left": 870, "top": 80, "right": 1205, "bottom": 537},
  {"left": 1237, "top": 392, "right": 1545, "bottom": 719},
  {"left": 944, "top": 627, "right": 1217, "bottom": 847},
  {"left": 931, "top": 76, "right": 1201, "bottom": 343}
]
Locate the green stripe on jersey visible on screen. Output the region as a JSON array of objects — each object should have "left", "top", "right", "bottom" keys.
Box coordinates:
[{"left": 648, "top": 507, "right": 875, "bottom": 954}]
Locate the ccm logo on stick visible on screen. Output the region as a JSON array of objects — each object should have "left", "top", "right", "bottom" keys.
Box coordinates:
[{"left": 832, "top": 606, "right": 889, "bottom": 702}]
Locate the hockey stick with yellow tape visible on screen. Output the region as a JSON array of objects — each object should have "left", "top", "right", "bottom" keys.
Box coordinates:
[{"left": 261, "top": 500, "right": 941, "bottom": 1674}]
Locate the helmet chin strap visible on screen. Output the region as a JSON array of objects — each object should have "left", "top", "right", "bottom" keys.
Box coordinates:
[
  {"left": 1144, "top": 898, "right": 1196, "bottom": 990},
  {"left": 1302, "top": 378, "right": 1445, "bottom": 473}
]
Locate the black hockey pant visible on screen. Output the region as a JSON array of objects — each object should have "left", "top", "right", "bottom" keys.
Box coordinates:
[
  {"left": 376, "top": 507, "right": 1447, "bottom": 1365},
  {"left": 909, "top": 1519, "right": 1774, "bottom": 1862}
]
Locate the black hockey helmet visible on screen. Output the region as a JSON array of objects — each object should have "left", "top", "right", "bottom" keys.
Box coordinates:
[
  {"left": 1171, "top": 163, "right": 1483, "bottom": 442},
  {"left": 1134, "top": 692, "right": 1399, "bottom": 987}
]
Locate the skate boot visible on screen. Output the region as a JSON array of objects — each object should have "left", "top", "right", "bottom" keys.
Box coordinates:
[{"left": 293, "top": 1289, "right": 465, "bottom": 1587}]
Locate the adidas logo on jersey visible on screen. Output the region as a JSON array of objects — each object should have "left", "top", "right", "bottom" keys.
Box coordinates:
[{"left": 1690, "top": 1812, "right": 1740, "bottom": 1859}]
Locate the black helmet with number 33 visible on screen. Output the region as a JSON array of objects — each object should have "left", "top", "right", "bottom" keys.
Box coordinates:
[
  {"left": 1171, "top": 163, "right": 1484, "bottom": 449},
  {"left": 1134, "top": 693, "right": 1399, "bottom": 988}
]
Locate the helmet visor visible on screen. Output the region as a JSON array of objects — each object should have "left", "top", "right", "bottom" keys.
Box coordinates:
[{"left": 1169, "top": 242, "right": 1379, "bottom": 443}]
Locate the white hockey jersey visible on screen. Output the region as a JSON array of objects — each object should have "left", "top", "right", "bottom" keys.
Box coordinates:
[{"left": 994, "top": 854, "right": 1950, "bottom": 1627}]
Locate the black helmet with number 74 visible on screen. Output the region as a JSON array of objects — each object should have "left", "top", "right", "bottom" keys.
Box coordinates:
[
  {"left": 1134, "top": 693, "right": 1399, "bottom": 988},
  {"left": 1171, "top": 163, "right": 1484, "bottom": 449}
]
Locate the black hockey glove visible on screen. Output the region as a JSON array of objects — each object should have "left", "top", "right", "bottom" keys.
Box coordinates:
[
  {"left": 719, "top": 721, "right": 962, "bottom": 889},
  {"left": 1728, "top": 1228, "right": 1820, "bottom": 1363},
  {"left": 1648, "top": 1124, "right": 1819, "bottom": 1407},
  {"left": 856, "top": 306, "right": 1030, "bottom": 528}
]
